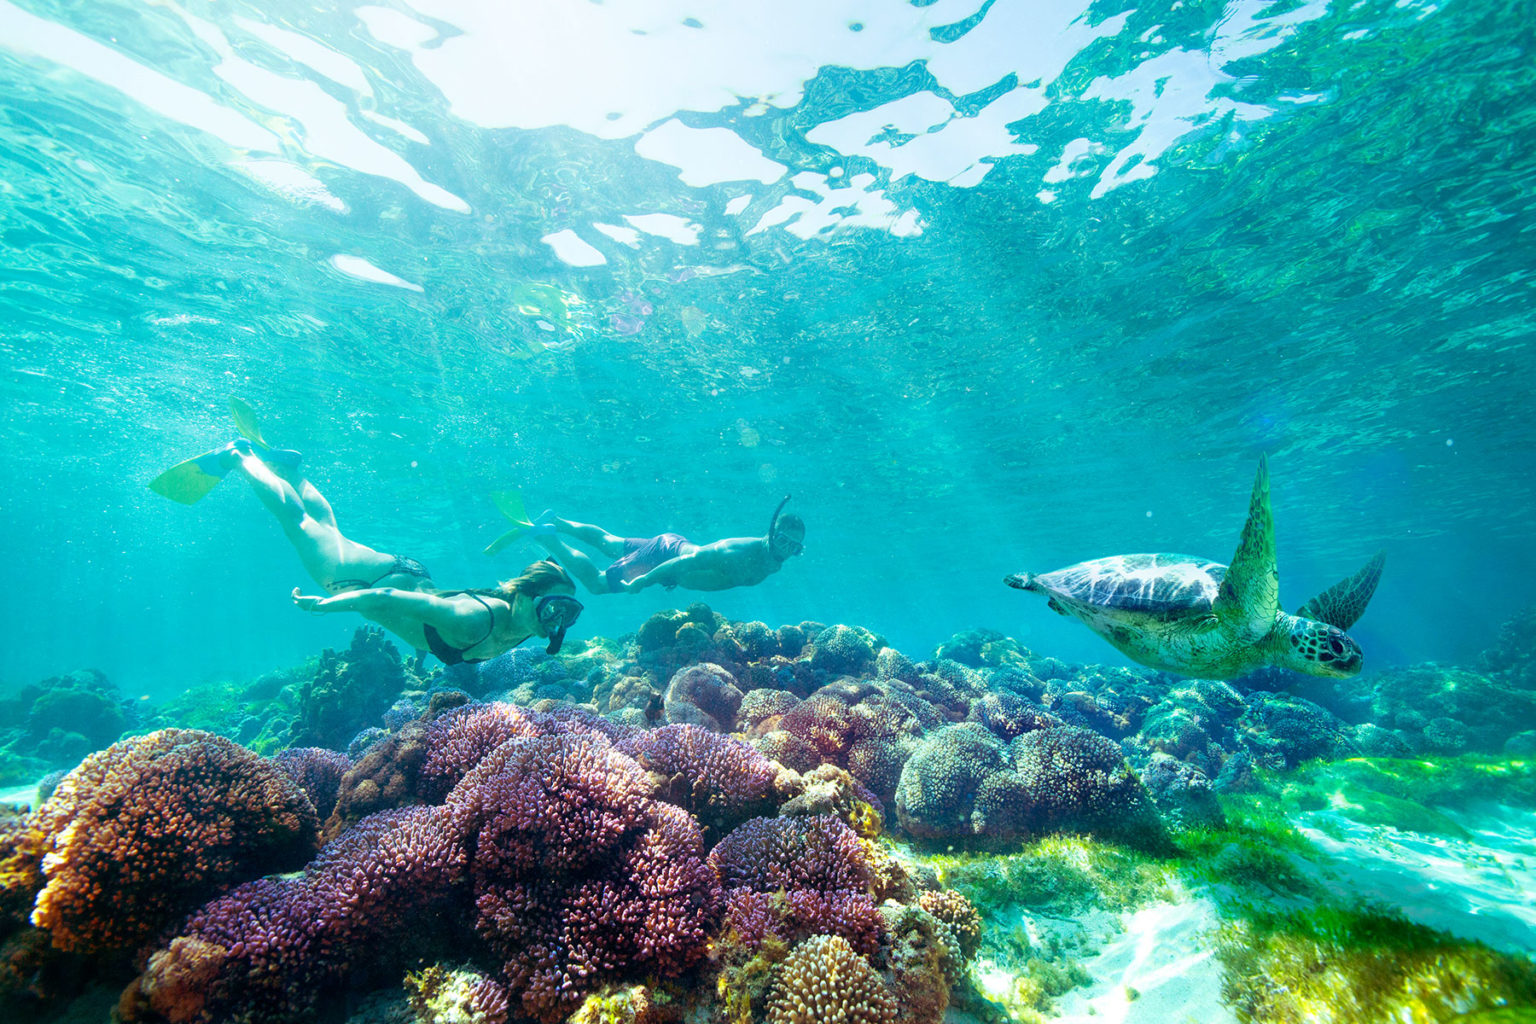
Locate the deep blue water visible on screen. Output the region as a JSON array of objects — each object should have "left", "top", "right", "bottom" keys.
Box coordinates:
[{"left": 1, "top": 0, "right": 1533, "bottom": 698}]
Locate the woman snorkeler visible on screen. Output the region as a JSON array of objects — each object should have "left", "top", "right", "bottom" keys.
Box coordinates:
[{"left": 153, "top": 427, "right": 583, "bottom": 664}]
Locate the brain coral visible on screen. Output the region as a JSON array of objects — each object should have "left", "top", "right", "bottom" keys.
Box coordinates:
[
  {"left": 662, "top": 663, "right": 744, "bottom": 732},
  {"left": 28, "top": 729, "right": 319, "bottom": 954},
  {"left": 893, "top": 724, "right": 1009, "bottom": 839},
  {"left": 1009, "top": 726, "right": 1163, "bottom": 843},
  {"left": 765, "top": 934, "right": 896, "bottom": 1024}
]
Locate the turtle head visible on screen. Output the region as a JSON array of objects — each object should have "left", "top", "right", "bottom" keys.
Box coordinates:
[{"left": 1285, "top": 617, "right": 1363, "bottom": 677}]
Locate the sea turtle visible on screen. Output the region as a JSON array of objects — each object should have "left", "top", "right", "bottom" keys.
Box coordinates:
[{"left": 1004, "top": 456, "right": 1384, "bottom": 680}]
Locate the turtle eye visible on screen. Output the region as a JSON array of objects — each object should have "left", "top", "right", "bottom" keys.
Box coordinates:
[{"left": 1328, "top": 636, "right": 1346, "bottom": 655}]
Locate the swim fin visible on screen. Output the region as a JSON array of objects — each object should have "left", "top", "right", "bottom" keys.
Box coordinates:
[
  {"left": 491, "top": 489, "right": 530, "bottom": 525},
  {"left": 226, "top": 397, "right": 302, "bottom": 469},
  {"left": 148, "top": 443, "right": 240, "bottom": 504},
  {"left": 229, "top": 397, "right": 268, "bottom": 447},
  {"left": 484, "top": 490, "right": 533, "bottom": 555}
]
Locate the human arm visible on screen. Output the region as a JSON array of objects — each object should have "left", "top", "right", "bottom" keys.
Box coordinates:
[{"left": 291, "top": 587, "right": 478, "bottom": 637}]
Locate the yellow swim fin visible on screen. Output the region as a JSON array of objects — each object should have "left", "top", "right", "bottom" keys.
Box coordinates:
[
  {"left": 484, "top": 490, "right": 533, "bottom": 555},
  {"left": 229, "top": 397, "right": 268, "bottom": 446},
  {"left": 148, "top": 444, "right": 237, "bottom": 504}
]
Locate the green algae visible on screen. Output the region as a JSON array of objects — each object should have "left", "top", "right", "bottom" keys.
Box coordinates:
[
  {"left": 1216, "top": 904, "right": 1536, "bottom": 1024},
  {"left": 1172, "top": 793, "right": 1322, "bottom": 899},
  {"left": 926, "top": 834, "right": 1175, "bottom": 917},
  {"left": 1258, "top": 756, "right": 1536, "bottom": 837}
]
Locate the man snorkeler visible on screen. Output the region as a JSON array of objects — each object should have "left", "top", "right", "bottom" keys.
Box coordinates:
[{"left": 493, "top": 495, "right": 805, "bottom": 596}]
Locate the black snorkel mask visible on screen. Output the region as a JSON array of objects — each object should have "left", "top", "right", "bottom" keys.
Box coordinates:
[{"left": 535, "top": 593, "right": 584, "bottom": 655}]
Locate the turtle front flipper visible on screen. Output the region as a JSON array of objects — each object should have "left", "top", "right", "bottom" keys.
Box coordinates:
[
  {"left": 1213, "top": 455, "right": 1280, "bottom": 640},
  {"left": 1297, "top": 549, "right": 1385, "bottom": 631}
]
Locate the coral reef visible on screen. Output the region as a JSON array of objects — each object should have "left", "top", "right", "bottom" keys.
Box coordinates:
[
  {"left": 616, "top": 724, "right": 782, "bottom": 835},
  {"left": 269, "top": 747, "right": 351, "bottom": 821},
  {"left": 662, "top": 662, "right": 744, "bottom": 732},
  {"left": 447, "top": 733, "right": 721, "bottom": 1023},
  {"left": 285, "top": 627, "right": 408, "bottom": 751},
  {"left": 0, "top": 669, "right": 137, "bottom": 782},
  {"left": 128, "top": 804, "right": 463, "bottom": 1024},
  {"left": 764, "top": 934, "right": 896, "bottom": 1024},
  {"left": 21, "top": 600, "right": 1532, "bottom": 1024},
  {"left": 711, "top": 815, "right": 882, "bottom": 955},
  {"left": 24, "top": 729, "right": 319, "bottom": 954}
]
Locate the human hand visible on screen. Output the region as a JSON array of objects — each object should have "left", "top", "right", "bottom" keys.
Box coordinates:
[{"left": 292, "top": 587, "right": 325, "bottom": 612}]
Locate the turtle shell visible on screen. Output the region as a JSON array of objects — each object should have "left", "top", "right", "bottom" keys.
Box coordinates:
[{"left": 1032, "top": 553, "right": 1227, "bottom": 615}]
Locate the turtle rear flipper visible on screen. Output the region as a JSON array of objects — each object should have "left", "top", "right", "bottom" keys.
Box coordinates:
[
  {"left": 1297, "top": 550, "right": 1385, "bottom": 631},
  {"left": 1214, "top": 455, "right": 1280, "bottom": 640}
]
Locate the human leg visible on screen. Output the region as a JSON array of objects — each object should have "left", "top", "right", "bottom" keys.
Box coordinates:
[
  {"left": 532, "top": 534, "right": 611, "bottom": 594},
  {"left": 548, "top": 517, "right": 629, "bottom": 557},
  {"left": 229, "top": 451, "right": 393, "bottom": 591}
]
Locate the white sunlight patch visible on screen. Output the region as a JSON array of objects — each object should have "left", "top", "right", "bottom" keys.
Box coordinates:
[
  {"left": 624, "top": 213, "right": 701, "bottom": 245},
  {"left": 748, "top": 171, "right": 922, "bottom": 239},
  {"left": 0, "top": 0, "right": 277, "bottom": 152},
  {"left": 593, "top": 223, "right": 643, "bottom": 247},
  {"left": 234, "top": 15, "right": 372, "bottom": 96},
  {"left": 635, "top": 120, "right": 785, "bottom": 187},
  {"left": 238, "top": 159, "right": 348, "bottom": 212},
  {"left": 541, "top": 230, "right": 607, "bottom": 267},
  {"left": 328, "top": 254, "right": 424, "bottom": 291}
]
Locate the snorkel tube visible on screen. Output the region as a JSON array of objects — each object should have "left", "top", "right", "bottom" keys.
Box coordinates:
[{"left": 768, "top": 494, "right": 792, "bottom": 538}]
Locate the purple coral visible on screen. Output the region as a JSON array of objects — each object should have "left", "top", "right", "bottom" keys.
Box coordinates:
[
  {"left": 133, "top": 804, "right": 464, "bottom": 1024},
  {"left": 617, "top": 724, "right": 780, "bottom": 833},
  {"left": 710, "top": 815, "right": 882, "bottom": 955},
  {"left": 270, "top": 747, "right": 351, "bottom": 821},
  {"left": 136, "top": 730, "right": 722, "bottom": 1024},
  {"left": 417, "top": 702, "right": 542, "bottom": 801},
  {"left": 450, "top": 734, "right": 720, "bottom": 1022}
]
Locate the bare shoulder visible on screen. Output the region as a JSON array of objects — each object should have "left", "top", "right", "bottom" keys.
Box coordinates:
[{"left": 696, "top": 535, "right": 766, "bottom": 559}]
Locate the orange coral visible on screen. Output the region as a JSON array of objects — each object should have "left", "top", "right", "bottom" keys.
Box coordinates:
[{"left": 29, "top": 729, "right": 318, "bottom": 953}]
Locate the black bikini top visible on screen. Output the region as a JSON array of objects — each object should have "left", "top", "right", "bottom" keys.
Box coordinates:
[{"left": 422, "top": 592, "right": 497, "bottom": 666}]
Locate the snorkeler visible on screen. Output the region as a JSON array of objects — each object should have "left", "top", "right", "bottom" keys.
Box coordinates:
[
  {"left": 492, "top": 495, "right": 805, "bottom": 596},
  {"left": 149, "top": 404, "right": 584, "bottom": 663}
]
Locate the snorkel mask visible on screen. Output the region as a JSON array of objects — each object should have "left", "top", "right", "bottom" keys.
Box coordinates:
[{"left": 535, "top": 593, "right": 584, "bottom": 654}]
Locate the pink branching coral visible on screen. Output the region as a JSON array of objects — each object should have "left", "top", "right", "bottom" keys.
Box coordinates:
[
  {"left": 449, "top": 734, "right": 721, "bottom": 1023},
  {"left": 131, "top": 804, "right": 464, "bottom": 1024},
  {"left": 416, "top": 702, "right": 541, "bottom": 801},
  {"left": 617, "top": 724, "right": 780, "bottom": 833},
  {"left": 710, "top": 815, "right": 882, "bottom": 955},
  {"left": 29, "top": 729, "right": 319, "bottom": 954}
]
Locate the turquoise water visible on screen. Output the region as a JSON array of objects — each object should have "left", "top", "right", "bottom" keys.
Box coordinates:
[
  {"left": 1, "top": 0, "right": 1533, "bottom": 698},
  {"left": 5, "top": 4, "right": 1536, "bottom": 1023}
]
